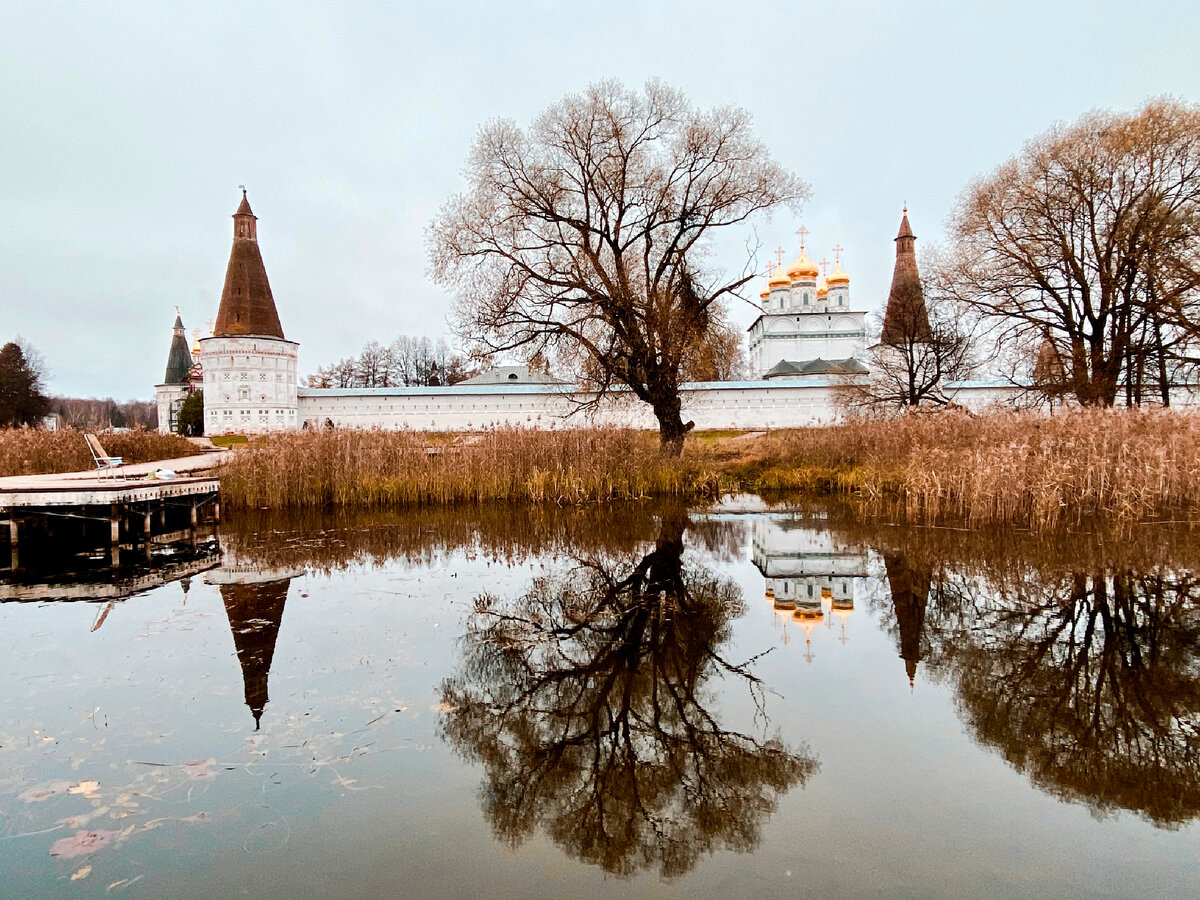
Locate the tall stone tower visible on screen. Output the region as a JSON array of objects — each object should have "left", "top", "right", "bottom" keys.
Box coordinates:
[
  {"left": 880, "top": 208, "right": 932, "bottom": 346},
  {"left": 154, "top": 312, "right": 195, "bottom": 434},
  {"left": 199, "top": 191, "right": 299, "bottom": 434}
]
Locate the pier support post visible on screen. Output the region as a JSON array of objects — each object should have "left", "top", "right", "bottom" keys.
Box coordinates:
[
  {"left": 189, "top": 502, "right": 198, "bottom": 546},
  {"left": 143, "top": 508, "right": 152, "bottom": 561},
  {"left": 110, "top": 503, "right": 121, "bottom": 567},
  {"left": 8, "top": 516, "right": 18, "bottom": 571}
]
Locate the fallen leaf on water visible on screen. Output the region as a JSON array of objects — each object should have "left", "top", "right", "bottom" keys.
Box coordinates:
[
  {"left": 70, "top": 866, "right": 92, "bottom": 881},
  {"left": 50, "top": 830, "right": 114, "bottom": 858},
  {"left": 20, "top": 781, "right": 70, "bottom": 803},
  {"left": 430, "top": 701, "right": 457, "bottom": 714},
  {"left": 183, "top": 758, "right": 216, "bottom": 779},
  {"left": 68, "top": 780, "right": 100, "bottom": 796}
]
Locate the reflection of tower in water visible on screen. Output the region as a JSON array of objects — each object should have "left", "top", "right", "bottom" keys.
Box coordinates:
[
  {"left": 753, "top": 517, "right": 866, "bottom": 662},
  {"left": 220, "top": 579, "right": 291, "bottom": 729},
  {"left": 882, "top": 553, "right": 930, "bottom": 688}
]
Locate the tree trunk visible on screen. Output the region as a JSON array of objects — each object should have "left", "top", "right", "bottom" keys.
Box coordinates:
[{"left": 652, "top": 395, "right": 693, "bottom": 457}]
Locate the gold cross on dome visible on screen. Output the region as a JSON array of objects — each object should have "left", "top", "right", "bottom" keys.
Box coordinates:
[
  {"left": 774, "top": 246, "right": 785, "bottom": 268},
  {"left": 795, "top": 225, "right": 808, "bottom": 252},
  {"left": 820, "top": 257, "right": 829, "bottom": 276},
  {"left": 832, "top": 243, "right": 844, "bottom": 266}
]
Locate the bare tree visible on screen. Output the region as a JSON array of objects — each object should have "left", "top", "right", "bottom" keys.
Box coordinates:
[
  {"left": 355, "top": 340, "right": 389, "bottom": 388},
  {"left": 841, "top": 248, "right": 977, "bottom": 410},
  {"left": 853, "top": 305, "right": 976, "bottom": 410},
  {"left": 428, "top": 80, "right": 806, "bottom": 454},
  {"left": 941, "top": 99, "right": 1200, "bottom": 406}
]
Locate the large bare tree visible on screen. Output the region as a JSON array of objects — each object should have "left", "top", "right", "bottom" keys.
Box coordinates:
[
  {"left": 428, "top": 80, "right": 807, "bottom": 453},
  {"left": 940, "top": 99, "right": 1200, "bottom": 407}
]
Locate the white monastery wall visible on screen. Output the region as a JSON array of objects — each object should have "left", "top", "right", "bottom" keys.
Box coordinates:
[
  {"left": 154, "top": 383, "right": 189, "bottom": 435},
  {"left": 298, "top": 380, "right": 857, "bottom": 431},
  {"left": 294, "top": 380, "right": 1082, "bottom": 432}
]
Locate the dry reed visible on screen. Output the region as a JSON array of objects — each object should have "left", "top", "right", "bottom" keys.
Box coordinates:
[
  {"left": 736, "top": 408, "right": 1200, "bottom": 530},
  {"left": 0, "top": 427, "right": 201, "bottom": 477},
  {"left": 218, "top": 409, "right": 1200, "bottom": 529},
  {"left": 218, "top": 427, "right": 729, "bottom": 509}
]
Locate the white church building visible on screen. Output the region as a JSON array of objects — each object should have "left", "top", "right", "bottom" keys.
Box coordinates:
[{"left": 748, "top": 229, "right": 868, "bottom": 380}]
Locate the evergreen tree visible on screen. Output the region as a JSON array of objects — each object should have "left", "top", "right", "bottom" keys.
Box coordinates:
[
  {"left": 177, "top": 390, "right": 204, "bottom": 435},
  {"left": 0, "top": 341, "right": 49, "bottom": 428}
]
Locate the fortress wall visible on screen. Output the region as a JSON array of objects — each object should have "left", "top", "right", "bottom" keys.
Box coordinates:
[{"left": 297, "top": 380, "right": 855, "bottom": 431}]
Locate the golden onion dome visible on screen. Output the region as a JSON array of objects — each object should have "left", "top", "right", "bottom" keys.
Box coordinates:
[
  {"left": 787, "top": 251, "right": 819, "bottom": 281},
  {"left": 827, "top": 262, "right": 850, "bottom": 286},
  {"left": 768, "top": 264, "right": 791, "bottom": 289},
  {"left": 759, "top": 284, "right": 771, "bottom": 300},
  {"left": 816, "top": 276, "right": 829, "bottom": 297}
]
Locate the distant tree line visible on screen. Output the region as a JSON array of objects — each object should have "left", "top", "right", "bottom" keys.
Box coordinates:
[
  {"left": 50, "top": 395, "right": 158, "bottom": 430},
  {"left": 304, "top": 335, "right": 475, "bottom": 389}
]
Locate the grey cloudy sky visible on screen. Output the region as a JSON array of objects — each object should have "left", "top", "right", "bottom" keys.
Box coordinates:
[{"left": 3, "top": 0, "right": 1197, "bottom": 399}]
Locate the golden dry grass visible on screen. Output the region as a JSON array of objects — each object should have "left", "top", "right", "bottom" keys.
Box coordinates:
[
  {"left": 218, "top": 427, "right": 729, "bottom": 509},
  {"left": 731, "top": 407, "right": 1200, "bottom": 530},
  {"left": 209, "top": 409, "right": 1200, "bottom": 530},
  {"left": 0, "top": 427, "right": 202, "bottom": 477}
]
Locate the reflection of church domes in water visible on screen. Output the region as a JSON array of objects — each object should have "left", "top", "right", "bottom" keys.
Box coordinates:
[
  {"left": 792, "top": 598, "right": 824, "bottom": 622},
  {"left": 767, "top": 588, "right": 795, "bottom": 611},
  {"left": 831, "top": 597, "right": 854, "bottom": 644},
  {"left": 221, "top": 577, "right": 291, "bottom": 729}
]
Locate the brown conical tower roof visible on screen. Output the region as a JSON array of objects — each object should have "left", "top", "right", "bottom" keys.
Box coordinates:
[
  {"left": 162, "top": 313, "right": 194, "bottom": 385},
  {"left": 212, "top": 191, "right": 285, "bottom": 339},
  {"left": 881, "top": 208, "right": 932, "bottom": 346}
]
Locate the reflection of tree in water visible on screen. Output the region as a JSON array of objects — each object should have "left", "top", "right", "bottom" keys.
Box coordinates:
[
  {"left": 439, "top": 509, "right": 815, "bottom": 878},
  {"left": 926, "top": 566, "right": 1200, "bottom": 828},
  {"left": 220, "top": 579, "right": 290, "bottom": 729}
]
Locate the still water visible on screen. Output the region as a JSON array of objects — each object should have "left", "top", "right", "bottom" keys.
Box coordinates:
[{"left": 2, "top": 501, "right": 1198, "bottom": 899}]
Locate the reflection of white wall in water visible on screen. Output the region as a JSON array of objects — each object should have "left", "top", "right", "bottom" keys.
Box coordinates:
[
  {"left": 752, "top": 516, "right": 867, "bottom": 605},
  {"left": 204, "top": 542, "right": 304, "bottom": 585}
]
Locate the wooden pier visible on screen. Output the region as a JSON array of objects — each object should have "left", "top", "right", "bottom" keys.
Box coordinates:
[{"left": 0, "top": 452, "right": 225, "bottom": 570}]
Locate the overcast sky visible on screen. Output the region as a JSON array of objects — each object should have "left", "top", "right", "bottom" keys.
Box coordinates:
[{"left": 3, "top": 0, "right": 1197, "bottom": 399}]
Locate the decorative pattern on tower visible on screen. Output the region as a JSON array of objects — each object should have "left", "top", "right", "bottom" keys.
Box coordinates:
[
  {"left": 880, "top": 208, "right": 932, "bottom": 346},
  {"left": 213, "top": 190, "right": 285, "bottom": 339}
]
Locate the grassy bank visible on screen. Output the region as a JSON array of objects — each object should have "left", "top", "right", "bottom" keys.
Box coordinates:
[
  {"left": 6, "top": 409, "right": 1195, "bottom": 530},
  {"left": 0, "top": 427, "right": 201, "bottom": 477},
  {"left": 215, "top": 408, "right": 1200, "bottom": 530}
]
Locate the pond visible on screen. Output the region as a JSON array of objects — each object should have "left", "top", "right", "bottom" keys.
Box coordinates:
[{"left": 2, "top": 500, "right": 1199, "bottom": 898}]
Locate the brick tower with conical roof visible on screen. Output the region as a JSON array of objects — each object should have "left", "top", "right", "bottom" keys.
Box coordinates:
[
  {"left": 198, "top": 191, "right": 299, "bottom": 434},
  {"left": 154, "top": 312, "right": 197, "bottom": 433},
  {"left": 880, "top": 208, "right": 932, "bottom": 346}
]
